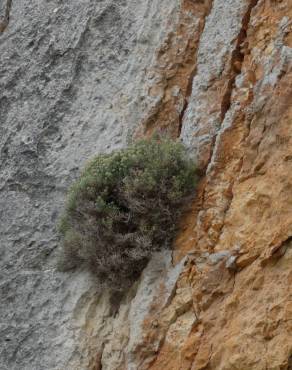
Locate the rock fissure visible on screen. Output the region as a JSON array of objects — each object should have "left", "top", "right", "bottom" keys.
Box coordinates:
[
  {"left": 136, "top": 0, "right": 214, "bottom": 139},
  {"left": 177, "top": 66, "right": 197, "bottom": 138},
  {"left": 193, "top": 0, "right": 261, "bottom": 252},
  {"left": 176, "top": 0, "right": 214, "bottom": 138},
  {"left": 220, "top": 0, "right": 259, "bottom": 122}
]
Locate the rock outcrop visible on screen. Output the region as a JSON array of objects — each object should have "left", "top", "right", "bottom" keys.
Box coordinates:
[{"left": 0, "top": 0, "right": 291, "bottom": 370}]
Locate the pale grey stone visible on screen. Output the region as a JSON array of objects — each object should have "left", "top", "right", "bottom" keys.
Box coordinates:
[
  {"left": 0, "top": 0, "right": 179, "bottom": 369},
  {"left": 208, "top": 250, "right": 231, "bottom": 265},
  {"left": 180, "top": 0, "right": 248, "bottom": 166}
]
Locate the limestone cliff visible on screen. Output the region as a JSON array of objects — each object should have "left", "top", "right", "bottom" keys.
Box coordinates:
[{"left": 0, "top": 1, "right": 291, "bottom": 370}]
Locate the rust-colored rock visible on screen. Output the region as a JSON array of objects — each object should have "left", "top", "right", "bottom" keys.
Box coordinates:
[
  {"left": 136, "top": 1, "right": 292, "bottom": 370},
  {"left": 134, "top": 0, "right": 213, "bottom": 139}
]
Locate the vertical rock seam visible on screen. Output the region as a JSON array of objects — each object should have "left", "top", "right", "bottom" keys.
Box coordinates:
[
  {"left": 202, "top": 0, "right": 261, "bottom": 250},
  {"left": 220, "top": 0, "right": 259, "bottom": 122},
  {"left": 177, "top": 1, "right": 213, "bottom": 138},
  {"left": 135, "top": 0, "right": 213, "bottom": 139}
]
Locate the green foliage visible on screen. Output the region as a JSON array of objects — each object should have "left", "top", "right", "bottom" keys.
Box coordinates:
[{"left": 58, "top": 137, "right": 198, "bottom": 290}]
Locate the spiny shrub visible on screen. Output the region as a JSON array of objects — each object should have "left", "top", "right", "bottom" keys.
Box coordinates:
[{"left": 58, "top": 137, "right": 197, "bottom": 290}]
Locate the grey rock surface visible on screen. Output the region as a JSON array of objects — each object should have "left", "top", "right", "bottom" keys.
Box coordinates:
[
  {"left": 180, "top": 0, "right": 248, "bottom": 167},
  {"left": 0, "top": 0, "right": 179, "bottom": 369},
  {"left": 2, "top": 0, "right": 288, "bottom": 369}
]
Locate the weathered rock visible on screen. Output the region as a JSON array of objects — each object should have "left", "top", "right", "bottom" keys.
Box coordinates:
[
  {"left": 0, "top": 0, "right": 182, "bottom": 369},
  {"left": 152, "top": 1, "right": 292, "bottom": 369},
  {"left": 1, "top": 0, "right": 292, "bottom": 369}
]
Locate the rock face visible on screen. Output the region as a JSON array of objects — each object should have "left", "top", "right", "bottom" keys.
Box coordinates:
[{"left": 0, "top": 1, "right": 291, "bottom": 370}]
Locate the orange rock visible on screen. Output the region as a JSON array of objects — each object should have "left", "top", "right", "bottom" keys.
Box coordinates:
[{"left": 139, "top": 1, "right": 292, "bottom": 370}]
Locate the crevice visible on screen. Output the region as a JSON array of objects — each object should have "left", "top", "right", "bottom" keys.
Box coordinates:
[
  {"left": 200, "top": 0, "right": 259, "bottom": 173},
  {"left": 199, "top": 0, "right": 260, "bottom": 250},
  {"left": 177, "top": 0, "right": 214, "bottom": 138},
  {"left": 220, "top": 0, "right": 259, "bottom": 123},
  {"left": 0, "top": 0, "right": 12, "bottom": 33},
  {"left": 137, "top": 0, "right": 214, "bottom": 140},
  {"left": 177, "top": 66, "right": 197, "bottom": 137},
  {"left": 94, "top": 343, "right": 105, "bottom": 370}
]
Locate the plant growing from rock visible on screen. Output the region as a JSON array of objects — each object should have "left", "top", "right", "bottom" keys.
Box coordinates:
[{"left": 58, "top": 136, "right": 198, "bottom": 290}]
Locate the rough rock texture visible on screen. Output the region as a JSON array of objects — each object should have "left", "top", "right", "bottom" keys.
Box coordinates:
[
  {"left": 0, "top": 0, "right": 181, "bottom": 369},
  {"left": 1, "top": 0, "right": 292, "bottom": 370},
  {"left": 150, "top": 1, "right": 292, "bottom": 369}
]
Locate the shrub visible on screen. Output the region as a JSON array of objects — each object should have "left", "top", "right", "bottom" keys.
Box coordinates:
[{"left": 58, "top": 136, "right": 198, "bottom": 290}]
